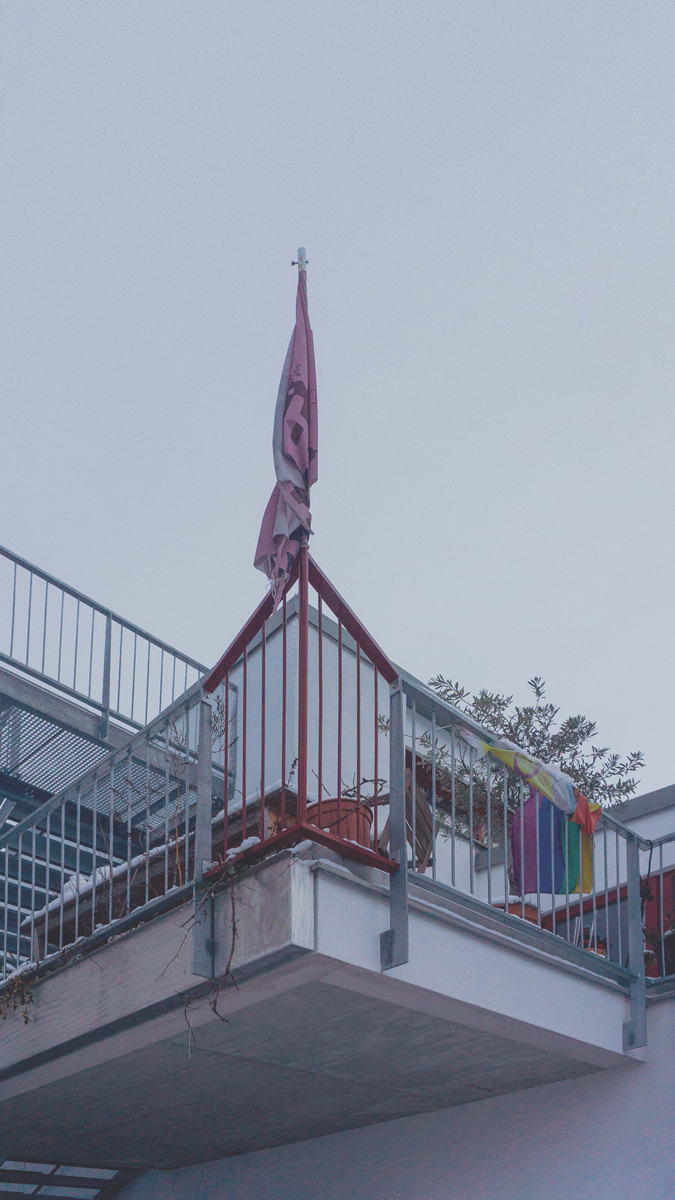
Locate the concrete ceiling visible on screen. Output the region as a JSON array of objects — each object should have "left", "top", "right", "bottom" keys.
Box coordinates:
[{"left": 0, "top": 979, "right": 599, "bottom": 1170}]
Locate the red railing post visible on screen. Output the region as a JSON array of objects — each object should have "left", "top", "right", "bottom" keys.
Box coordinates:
[{"left": 297, "top": 543, "right": 309, "bottom": 821}]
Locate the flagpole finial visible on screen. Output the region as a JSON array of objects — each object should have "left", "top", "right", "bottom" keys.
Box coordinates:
[{"left": 292, "top": 247, "right": 308, "bottom": 271}]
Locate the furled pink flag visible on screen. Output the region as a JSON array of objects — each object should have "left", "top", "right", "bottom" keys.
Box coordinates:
[{"left": 254, "top": 250, "right": 318, "bottom": 605}]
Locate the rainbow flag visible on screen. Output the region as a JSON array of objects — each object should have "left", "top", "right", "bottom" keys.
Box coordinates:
[{"left": 511, "top": 786, "right": 597, "bottom": 895}]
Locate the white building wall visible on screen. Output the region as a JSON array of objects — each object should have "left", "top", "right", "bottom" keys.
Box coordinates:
[
  {"left": 225, "top": 609, "right": 391, "bottom": 811},
  {"left": 119, "top": 998, "right": 675, "bottom": 1200}
]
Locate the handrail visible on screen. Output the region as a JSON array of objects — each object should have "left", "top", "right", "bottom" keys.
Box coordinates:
[
  {"left": 0, "top": 681, "right": 209, "bottom": 852},
  {"left": 0, "top": 542, "right": 208, "bottom": 732},
  {"left": 0, "top": 543, "right": 207, "bottom": 670}
]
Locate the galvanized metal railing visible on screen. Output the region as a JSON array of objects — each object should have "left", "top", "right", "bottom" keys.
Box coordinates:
[
  {"left": 0, "top": 680, "right": 234, "bottom": 977},
  {"left": 2, "top": 549, "right": 670, "bottom": 1040},
  {"left": 400, "top": 675, "right": 675, "bottom": 1044},
  {"left": 0, "top": 544, "right": 208, "bottom": 734},
  {"left": 0, "top": 550, "right": 409, "bottom": 980}
]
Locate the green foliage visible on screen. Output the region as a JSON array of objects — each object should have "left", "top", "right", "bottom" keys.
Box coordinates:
[
  {"left": 428, "top": 674, "right": 644, "bottom": 806},
  {"left": 0, "top": 970, "right": 34, "bottom": 1024}
]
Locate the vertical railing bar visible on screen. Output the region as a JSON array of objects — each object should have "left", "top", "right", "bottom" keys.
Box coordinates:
[
  {"left": 468, "top": 746, "right": 474, "bottom": 895},
  {"left": 3, "top": 847, "right": 9, "bottom": 979},
  {"left": 451, "top": 727, "right": 456, "bottom": 888},
  {"left": 603, "top": 826, "right": 610, "bottom": 962},
  {"left": 337, "top": 620, "right": 343, "bottom": 819},
  {"left": 143, "top": 737, "right": 150, "bottom": 906},
  {"left": 373, "top": 668, "right": 379, "bottom": 849},
  {"left": 486, "top": 755, "right": 492, "bottom": 906},
  {"left": 549, "top": 801, "right": 555, "bottom": 937},
  {"left": 411, "top": 698, "right": 416, "bottom": 871},
  {"left": 565, "top": 812, "right": 571, "bottom": 942},
  {"left": 9, "top": 561, "right": 17, "bottom": 659},
  {"left": 356, "top": 643, "right": 361, "bottom": 812},
  {"left": 73, "top": 598, "right": 80, "bottom": 690},
  {"left": 108, "top": 763, "right": 115, "bottom": 925},
  {"left": 41, "top": 581, "right": 49, "bottom": 676},
  {"left": 99, "top": 614, "right": 112, "bottom": 741},
  {"left": 281, "top": 594, "right": 287, "bottom": 824},
  {"left": 26, "top": 572, "right": 33, "bottom": 666},
  {"left": 183, "top": 713, "right": 190, "bottom": 884},
  {"left": 223, "top": 675, "right": 230, "bottom": 855},
  {"left": 130, "top": 633, "right": 138, "bottom": 722},
  {"left": 535, "top": 790, "right": 541, "bottom": 927},
  {"left": 260, "top": 620, "right": 266, "bottom": 840},
  {"left": 57, "top": 591, "right": 65, "bottom": 682},
  {"left": 126, "top": 752, "right": 132, "bottom": 917},
  {"left": 91, "top": 773, "right": 98, "bottom": 937},
  {"left": 117, "top": 626, "right": 124, "bottom": 714},
  {"left": 17, "top": 831, "right": 23, "bottom": 965},
  {"left": 59, "top": 808, "right": 65, "bottom": 950},
  {"left": 14, "top": 836, "right": 21, "bottom": 968},
  {"left": 241, "top": 645, "right": 248, "bottom": 843},
  {"left": 159, "top": 649, "right": 165, "bottom": 715},
  {"left": 145, "top": 642, "right": 151, "bottom": 726},
  {"left": 74, "top": 783, "right": 82, "bottom": 942},
  {"left": 164, "top": 725, "right": 170, "bottom": 892},
  {"left": 659, "top": 843, "right": 665, "bottom": 978},
  {"left": 318, "top": 595, "right": 324, "bottom": 829},
  {"left": 502, "top": 764, "right": 508, "bottom": 910},
  {"left": 616, "top": 833, "right": 623, "bottom": 966},
  {"left": 29, "top": 824, "right": 36, "bottom": 964},
  {"left": 171, "top": 656, "right": 176, "bottom": 704},
  {"left": 431, "top": 709, "right": 437, "bottom": 881},
  {"left": 519, "top": 779, "right": 525, "bottom": 920},
  {"left": 296, "top": 545, "right": 309, "bottom": 821},
  {"left": 44, "top": 811, "right": 51, "bottom": 959},
  {"left": 184, "top": 660, "right": 188, "bottom": 694},
  {"left": 87, "top": 607, "right": 95, "bottom": 698},
  {"left": 591, "top": 831, "right": 598, "bottom": 954}
]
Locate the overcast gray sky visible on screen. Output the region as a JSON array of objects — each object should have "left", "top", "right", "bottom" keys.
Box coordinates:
[{"left": 1, "top": 2, "right": 673, "bottom": 793}]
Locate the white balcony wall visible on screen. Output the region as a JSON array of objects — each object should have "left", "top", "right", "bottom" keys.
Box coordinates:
[{"left": 225, "top": 606, "right": 392, "bottom": 817}]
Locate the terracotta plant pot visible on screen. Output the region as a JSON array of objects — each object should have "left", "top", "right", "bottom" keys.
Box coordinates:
[
  {"left": 502, "top": 902, "right": 539, "bottom": 925},
  {"left": 306, "top": 798, "right": 373, "bottom": 847}
]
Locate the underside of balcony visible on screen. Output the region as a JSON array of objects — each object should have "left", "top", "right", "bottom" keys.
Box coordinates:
[{"left": 0, "top": 847, "right": 636, "bottom": 1171}]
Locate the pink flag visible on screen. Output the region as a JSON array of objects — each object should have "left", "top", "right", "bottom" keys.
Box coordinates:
[{"left": 254, "top": 251, "right": 318, "bottom": 605}]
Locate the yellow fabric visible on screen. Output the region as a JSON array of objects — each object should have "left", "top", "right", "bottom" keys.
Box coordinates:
[
  {"left": 484, "top": 743, "right": 555, "bottom": 802},
  {"left": 576, "top": 829, "right": 594, "bottom": 894}
]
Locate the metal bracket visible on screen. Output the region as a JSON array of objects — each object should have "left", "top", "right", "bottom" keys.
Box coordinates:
[{"left": 191, "top": 893, "right": 215, "bottom": 979}]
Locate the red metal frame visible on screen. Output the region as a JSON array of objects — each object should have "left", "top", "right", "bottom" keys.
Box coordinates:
[
  {"left": 202, "top": 553, "right": 399, "bottom": 877},
  {"left": 202, "top": 554, "right": 301, "bottom": 695},
  {"left": 307, "top": 556, "right": 398, "bottom": 685},
  {"left": 203, "top": 820, "right": 399, "bottom": 879},
  {"left": 297, "top": 545, "right": 309, "bottom": 818}
]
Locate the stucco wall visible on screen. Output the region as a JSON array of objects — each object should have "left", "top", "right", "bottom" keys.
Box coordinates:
[{"left": 118, "top": 998, "right": 674, "bottom": 1200}]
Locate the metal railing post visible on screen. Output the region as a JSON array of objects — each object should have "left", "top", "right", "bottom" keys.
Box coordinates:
[
  {"left": 380, "top": 678, "right": 408, "bottom": 970},
  {"left": 296, "top": 543, "right": 309, "bottom": 821},
  {"left": 624, "top": 833, "right": 647, "bottom": 1050},
  {"left": 192, "top": 690, "right": 215, "bottom": 979},
  {"left": 194, "top": 692, "right": 213, "bottom": 881},
  {"left": 100, "top": 614, "right": 112, "bottom": 739}
]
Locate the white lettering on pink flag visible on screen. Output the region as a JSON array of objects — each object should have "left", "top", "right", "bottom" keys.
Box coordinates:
[{"left": 254, "top": 265, "right": 317, "bottom": 605}]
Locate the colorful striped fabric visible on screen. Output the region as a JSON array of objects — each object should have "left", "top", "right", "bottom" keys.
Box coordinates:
[{"left": 511, "top": 786, "right": 596, "bottom": 896}]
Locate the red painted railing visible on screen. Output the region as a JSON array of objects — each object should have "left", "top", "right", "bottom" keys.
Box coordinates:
[{"left": 202, "top": 548, "right": 400, "bottom": 878}]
